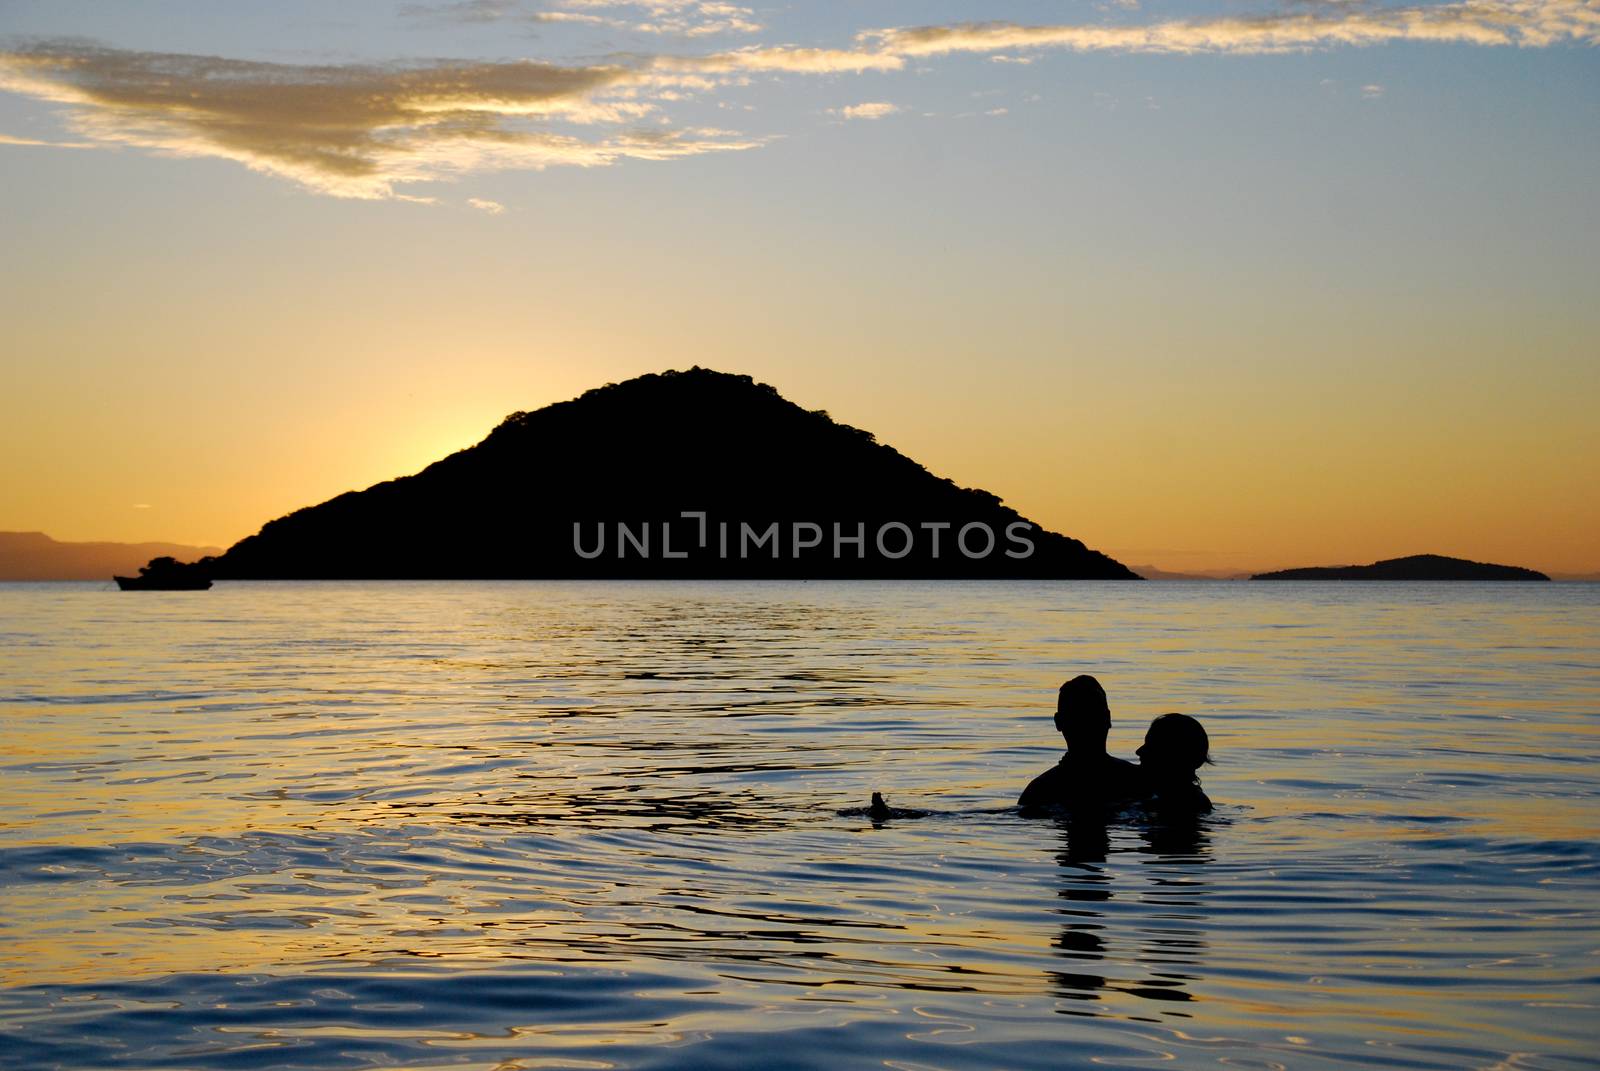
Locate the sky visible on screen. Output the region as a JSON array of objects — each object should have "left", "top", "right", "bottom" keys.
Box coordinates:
[{"left": 1, "top": 0, "right": 1596, "bottom": 574}]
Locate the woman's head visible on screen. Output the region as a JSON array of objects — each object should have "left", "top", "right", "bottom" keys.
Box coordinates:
[{"left": 1136, "top": 713, "right": 1211, "bottom": 782}]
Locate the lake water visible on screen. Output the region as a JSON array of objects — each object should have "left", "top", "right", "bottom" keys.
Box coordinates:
[{"left": 1, "top": 580, "right": 1596, "bottom": 1070}]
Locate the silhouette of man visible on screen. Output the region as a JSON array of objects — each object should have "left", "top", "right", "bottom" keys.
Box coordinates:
[{"left": 1019, "top": 675, "right": 1141, "bottom": 811}]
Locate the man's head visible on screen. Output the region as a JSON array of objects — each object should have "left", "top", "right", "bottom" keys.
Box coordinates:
[{"left": 1054, "top": 674, "right": 1110, "bottom": 752}]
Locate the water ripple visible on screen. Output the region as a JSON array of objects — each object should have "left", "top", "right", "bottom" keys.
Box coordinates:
[{"left": 1, "top": 580, "right": 1597, "bottom": 1070}]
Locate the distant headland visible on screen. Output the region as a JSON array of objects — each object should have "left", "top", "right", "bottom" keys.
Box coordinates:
[
  {"left": 1129, "top": 564, "right": 1250, "bottom": 581},
  {"left": 200, "top": 368, "right": 1138, "bottom": 580},
  {"left": 0, "top": 532, "right": 223, "bottom": 581},
  {"left": 1252, "top": 554, "right": 1550, "bottom": 581}
]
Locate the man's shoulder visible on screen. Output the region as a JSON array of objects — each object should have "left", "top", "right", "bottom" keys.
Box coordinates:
[
  {"left": 1020, "top": 761, "right": 1065, "bottom": 788},
  {"left": 1087, "top": 753, "right": 1147, "bottom": 801},
  {"left": 1018, "top": 761, "right": 1070, "bottom": 807}
]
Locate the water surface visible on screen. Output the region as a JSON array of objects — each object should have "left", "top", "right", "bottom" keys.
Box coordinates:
[{"left": 2, "top": 581, "right": 1596, "bottom": 1069}]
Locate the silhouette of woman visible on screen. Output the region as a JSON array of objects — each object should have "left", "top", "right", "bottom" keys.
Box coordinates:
[{"left": 1135, "top": 713, "right": 1213, "bottom": 814}]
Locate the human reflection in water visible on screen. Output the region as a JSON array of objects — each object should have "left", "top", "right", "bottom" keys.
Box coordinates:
[
  {"left": 1048, "top": 812, "right": 1116, "bottom": 1007},
  {"left": 1046, "top": 805, "right": 1214, "bottom": 1015}
]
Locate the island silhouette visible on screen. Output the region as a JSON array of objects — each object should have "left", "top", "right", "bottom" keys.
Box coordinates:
[
  {"left": 1252, "top": 554, "right": 1549, "bottom": 581},
  {"left": 171, "top": 368, "right": 1139, "bottom": 580},
  {"left": 114, "top": 556, "right": 213, "bottom": 590}
]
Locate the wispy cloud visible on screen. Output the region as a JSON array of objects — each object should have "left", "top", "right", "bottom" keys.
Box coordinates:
[
  {"left": 566, "top": 0, "right": 763, "bottom": 37},
  {"left": 3, "top": 1, "right": 1594, "bottom": 201},
  {"left": 468, "top": 196, "right": 507, "bottom": 212},
  {"left": 860, "top": 0, "right": 1600, "bottom": 57},
  {"left": 0, "top": 131, "right": 95, "bottom": 148},
  {"left": 831, "top": 101, "right": 899, "bottom": 121},
  {"left": 670, "top": 45, "right": 904, "bottom": 73},
  {"left": 409, "top": 0, "right": 762, "bottom": 36},
  {"left": 0, "top": 43, "right": 762, "bottom": 198}
]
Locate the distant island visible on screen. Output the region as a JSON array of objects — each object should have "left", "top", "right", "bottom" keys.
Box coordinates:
[
  {"left": 1129, "top": 564, "right": 1250, "bottom": 581},
  {"left": 1, "top": 531, "right": 223, "bottom": 581},
  {"left": 1252, "top": 554, "right": 1549, "bottom": 581},
  {"left": 198, "top": 368, "right": 1137, "bottom": 580}
]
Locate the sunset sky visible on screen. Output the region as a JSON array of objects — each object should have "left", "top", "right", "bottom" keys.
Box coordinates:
[{"left": 2, "top": 0, "right": 1596, "bottom": 574}]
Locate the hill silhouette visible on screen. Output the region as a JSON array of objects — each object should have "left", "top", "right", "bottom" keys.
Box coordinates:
[
  {"left": 210, "top": 368, "right": 1137, "bottom": 579},
  {"left": 1, "top": 531, "right": 223, "bottom": 581},
  {"left": 1252, "top": 554, "right": 1549, "bottom": 581}
]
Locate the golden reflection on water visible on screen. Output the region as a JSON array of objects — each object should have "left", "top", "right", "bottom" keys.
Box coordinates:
[{"left": 1, "top": 581, "right": 1597, "bottom": 1069}]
